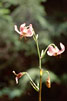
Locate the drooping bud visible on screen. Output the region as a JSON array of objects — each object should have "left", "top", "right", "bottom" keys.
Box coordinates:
[
  {"left": 41, "top": 50, "right": 44, "bottom": 58},
  {"left": 46, "top": 76, "right": 51, "bottom": 88},
  {"left": 36, "top": 34, "right": 38, "bottom": 40}
]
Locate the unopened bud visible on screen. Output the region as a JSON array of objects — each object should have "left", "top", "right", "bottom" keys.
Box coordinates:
[
  {"left": 46, "top": 76, "right": 51, "bottom": 88},
  {"left": 36, "top": 34, "right": 38, "bottom": 40},
  {"left": 41, "top": 50, "right": 44, "bottom": 58}
]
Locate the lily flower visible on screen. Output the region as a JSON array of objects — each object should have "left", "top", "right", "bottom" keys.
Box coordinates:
[
  {"left": 13, "top": 71, "right": 23, "bottom": 84},
  {"left": 47, "top": 43, "right": 65, "bottom": 56},
  {"left": 14, "top": 23, "right": 34, "bottom": 38}
]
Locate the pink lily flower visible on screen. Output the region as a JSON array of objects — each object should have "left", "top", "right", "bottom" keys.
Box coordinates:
[
  {"left": 14, "top": 23, "right": 34, "bottom": 38},
  {"left": 47, "top": 43, "right": 65, "bottom": 56},
  {"left": 13, "top": 71, "right": 23, "bottom": 84}
]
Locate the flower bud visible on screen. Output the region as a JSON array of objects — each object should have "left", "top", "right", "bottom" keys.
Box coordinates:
[
  {"left": 36, "top": 34, "right": 38, "bottom": 40},
  {"left": 46, "top": 76, "right": 51, "bottom": 88},
  {"left": 41, "top": 50, "right": 44, "bottom": 58}
]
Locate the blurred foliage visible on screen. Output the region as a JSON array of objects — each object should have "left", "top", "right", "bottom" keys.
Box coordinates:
[{"left": 0, "top": 0, "right": 67, "bottom": 100}]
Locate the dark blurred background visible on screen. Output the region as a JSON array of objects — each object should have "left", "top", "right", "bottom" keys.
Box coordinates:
[{"left": 0, "top": 0, "right": 67, "bottom": 101}]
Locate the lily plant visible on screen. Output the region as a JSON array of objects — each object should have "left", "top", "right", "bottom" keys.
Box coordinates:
[{"left": 13, "top": 23, "right": 65, "bottom": 101}]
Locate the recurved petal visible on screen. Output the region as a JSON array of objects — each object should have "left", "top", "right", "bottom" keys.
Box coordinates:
[
  {"left": 57, "top": 43, "right": 65, "bottom": 55},
  {"left": 15, "top": 77, "right": 18, "bottom": 84},
  {"left": 60, "top": 43, "right": 65, "bottom": 52},
  {"left": 14, "top": 25, "right": 21, "bottom": 34}
]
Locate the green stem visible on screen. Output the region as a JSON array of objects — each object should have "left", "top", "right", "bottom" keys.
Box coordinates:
[
  {"left": 39, "top": 54, "right": 42, "bottom": 101},
  {"left": 39, "top": 57, "right": 41, "bottom": 69},
  {"left": 36, "top": 41, "right": 42, "bottom": 101},
  {"left": 39, "top": 74, "right": 42, "bottom": 101},
  {"left": 33, "top": 35, "right": 41, "bottom": 69},
  {"left": 36, "top": 39, "right": 40, "bottom": 60},
  {"left": 33, "top": 34, "right": 42, "bottom": 101},
  {"left": 23, "top": 72, "right": 39, "bottom": 91}
]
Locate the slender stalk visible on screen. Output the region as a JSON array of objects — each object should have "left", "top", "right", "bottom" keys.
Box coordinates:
[
  {"left": 39, "top": 69, "right": 42, "bottom": 101},
  {"left": 33, "top": 35, "right": 42, "bottom": 101},
  {"left": 36, "top": 42, "right": 42, "bottom": 101},
  {"left": 35, "top": 39, "right": 40, "bottom": 62},
  {"left": 23, "top": 72, "right": 39, "bottom": 91},
  {"left": 33, "top": 35, "right": 41, "bottom": 68},
  {"left": 39, "top": 75, "right": 42, "bottom": 101},
  {"left": 35, "top": 39, "right": 41, "bottom": 69},
  {"left": 36, "top": 41, "right": 42, "bottom": 101}
]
